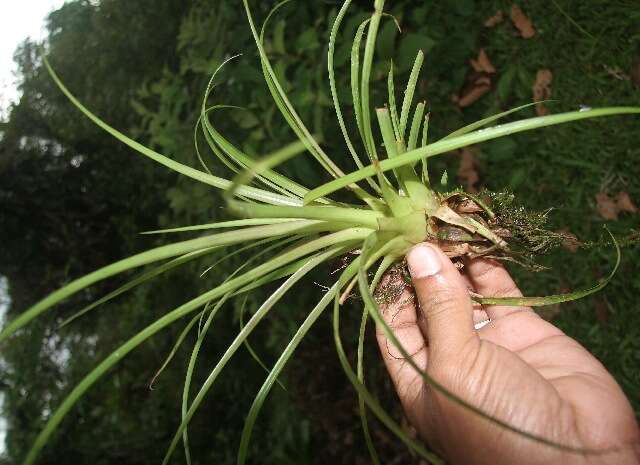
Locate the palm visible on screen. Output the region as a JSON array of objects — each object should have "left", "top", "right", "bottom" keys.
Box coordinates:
[{"left": 481, "top": 310, "right": 633, "bottom": 443}]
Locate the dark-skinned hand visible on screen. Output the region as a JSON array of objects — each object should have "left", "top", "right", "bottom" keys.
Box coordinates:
[{"left": 376, "top": 243, "right": 640, "bottom": 465}]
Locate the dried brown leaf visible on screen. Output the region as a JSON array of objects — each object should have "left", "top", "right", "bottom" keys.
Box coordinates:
[
  {"left": 470, "top": 49, "right": 496, "bottom": 74},
  {"left": 596, "top": 192, "right": 619, "bottom": 220},
  {"left": 532, "top": 69, "right": 553, "bottom": 116},
  {"left": 510, "top": 4, "right": 536, "bottom": 38},
  {"left": 457, "top": 84, "right": 491, "bottom": 107},
  {"left": 457, "top": 75, "right": 492, "bottom": 108},
  {"left": 596, "top": 191, "right": 638, "bottom": 220},
  {"left": 457, "top": 148, "right": 480, "bottom": 192},
  {"left": 616, "top": 191, "right": 638, "bottom": 214},
  {"left": 484, "top": 10, "right": 504, "bottom": 28}
]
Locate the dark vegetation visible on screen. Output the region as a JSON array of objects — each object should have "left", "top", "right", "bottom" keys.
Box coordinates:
[{"left": 0, "top": 1, "right": 638, "bottom": 464}]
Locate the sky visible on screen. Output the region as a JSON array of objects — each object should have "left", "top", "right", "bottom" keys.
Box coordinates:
[
  {"left": 1, "top": 1, "right": 69, "bottom": 456},
  {"left": 0, "top": 0, "right": 67, "bottom": 118}
]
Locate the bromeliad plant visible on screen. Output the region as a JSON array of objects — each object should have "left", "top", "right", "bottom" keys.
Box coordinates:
[{"left": 2, "top": 1, "right": 638, "bottom": 464}]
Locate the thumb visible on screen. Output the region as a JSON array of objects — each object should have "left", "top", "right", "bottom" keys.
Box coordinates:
[{"left": 406, "top": 243, "right": 477, "bottom": 355}]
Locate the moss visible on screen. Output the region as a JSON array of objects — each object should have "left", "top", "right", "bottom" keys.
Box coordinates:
[{"left": 487, "top": 190, "right": 571, "bottom": 257}]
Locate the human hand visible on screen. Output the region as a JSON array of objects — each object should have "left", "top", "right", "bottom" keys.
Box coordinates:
[{"left": 376, "top": 243, "right": 640, "bottom": 465}]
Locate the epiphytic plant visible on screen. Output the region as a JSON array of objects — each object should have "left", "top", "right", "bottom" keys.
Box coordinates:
[{"left": 1, "top": 1, "right": 637, "bottom": 464}]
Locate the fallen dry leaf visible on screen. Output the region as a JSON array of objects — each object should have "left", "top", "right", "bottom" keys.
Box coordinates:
[
  {"left": 470, "top": 49, "right": 496, "bottom": 74},
  {"left": 456, "top": 75, "right": 492, "bottom": 107},
  {"left": 616, "top": 191, "right": 638, "bottom": 213},
  {"left": 532, "top": 69, "right": 553, "bottom": 116},
  {"left": 455, "top": 49, "right": 498, "bottom": 108},
  {"left": 484, "top": 10, "right": 504, "bottom": 28},
  {"left": 596, "top": 191, "right": 638, "bottom": 220},
  {"left": 510, "top": 4, "right": 536, "bottom": 38},
  {"left": 596, "top": 192, "right": 619, "bottom": 220},
  {"left": 457, "top": 148, "right": 480, "bottom": 192}
]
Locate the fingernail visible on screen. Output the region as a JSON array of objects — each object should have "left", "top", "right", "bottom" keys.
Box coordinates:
[{"left": 407, "top": 244, "right": 442, "bottom": 279}]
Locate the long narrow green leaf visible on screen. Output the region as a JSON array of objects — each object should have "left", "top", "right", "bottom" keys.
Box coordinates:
[
  {"left": 357, "top": 255, "right": 396, "bottom": 465},
  {"left": 43, "top": 58, "right": 301, "bottom": 207},
  {"left": 1, "top": 221, "right": 323, "bottom": 343},
  {"left": 148, "top": 312, "right": 202, "bottom": 390},
  {"left": 376, "top": 107, "right": 403, "bottom": 186},
  {"left": 203, "top": 109, "right": 311, "bottom": 201},
  {"left": 181, "top": 297, "right": 227, "bottom": 465},
  {"left": 243, "top": 0, "right": 345, "bottom": 179},
  {"left": 141, "top": 218, "right": 295, "bottom": 235},
  {"left": 198, "top": 56, "right": 244, "bottom": 174},
  {"left": 407, "top": 101, "right": 425, "bottom": 152},
  {"left": 442, "top": 101, "right": 544, "bottom": 140},
  {"left": 376, "top": 108, "right": 436, "bottom": 210},
  {"left": 162, "top": 246, "right": 348, "bottom": 465},
  {"left": 251, "top": 1, "right": 379, "bottom": 207},
  {"left": 421, "top": 112, "right": 430, "bottom": 183},
  {"left": 68, "top": 226, "right": 289, "bottom": 328},
  {"left": 201, "top": 112, "right": 301, "bottom": 199},
  {"left": 421, "top": 113, "right": 430, "bottom": 148},
  {"left": 332, "top": 245, "right": 444, "bottom": 463},
  {"left": 203, "top": 108, "right": 315, "bottom": 200},
  {"left": 236, "top": 256, "right": 362, "bottom": 465},
  {"left": 359, "top": 0, "right": 385, "bottom": 161},
  {"left": 228, "top": 202, "right": 384, "bottom": 229},
  {"left": 239, "top": 296, "right": 286, "bottom": 392},
  {"left": 329, "top": 0, "right": 364, "bottom": 169},
  {"left": 475, "top": 228, "right": 620, "bottom": 306},
  {"left": 351, "top": 18, "right": 370, "bottom": 148},
  {"left": 226, "top": 140, "right": 308, "bottom": 198},
  {"left": 387, "top": 61, "right": 401, "bottom": 141},
  {"left": 196, "top": 52, "right": 317, "bottom": 202},
  {"left": 200, "top": 235, "right": 301, "bottom": 279},
  {"left": 193, "top": 116, "right": 215, "bottom": 175},
  {"left": 304, "top": 107, "right": 640, "bottom": 203},
  {"left": 21, "top": 228, "right": 369, "bottom": 465},
  {"left": 329, "top": 1, "right": 381, "bottom": 194},
  {"left": 399, "top": 50, "right": 424, "bottom": 140},
  {"left": 58, "top": 247, "right": 218, "bottom": 328}
]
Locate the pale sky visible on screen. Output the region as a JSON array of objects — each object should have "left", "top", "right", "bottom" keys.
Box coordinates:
[{"left": 0, "top": 0, "right": 67, "bottom": 118}]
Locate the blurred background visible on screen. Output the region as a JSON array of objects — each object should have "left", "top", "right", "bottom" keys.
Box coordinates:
[{"left": 0, "top": 1, "right": 638, "bottom": 464}]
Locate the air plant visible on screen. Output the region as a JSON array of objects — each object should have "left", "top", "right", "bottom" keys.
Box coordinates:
[{"left": 1, "top": 0, "right": 637, "bottom": 464}]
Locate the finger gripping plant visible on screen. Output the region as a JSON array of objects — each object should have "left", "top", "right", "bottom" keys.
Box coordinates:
[{"left": 1, "top": 1, "right": 637, "bottom": 464}]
